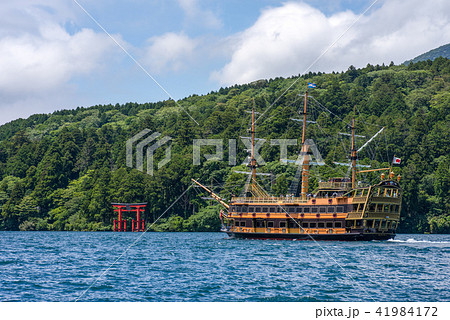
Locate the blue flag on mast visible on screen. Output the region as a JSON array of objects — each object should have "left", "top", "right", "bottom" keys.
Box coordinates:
[{"left": 308, "top": 83, "right": 316, "bottom": 88}]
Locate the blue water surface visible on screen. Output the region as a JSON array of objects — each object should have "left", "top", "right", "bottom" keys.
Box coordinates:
[{"left": 0, "top": 232, "right": 448, "bottom": 302}]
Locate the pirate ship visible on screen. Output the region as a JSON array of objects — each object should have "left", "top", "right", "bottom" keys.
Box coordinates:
[{"left": 192, "top": 89, "right": 402, "bottom": 241}]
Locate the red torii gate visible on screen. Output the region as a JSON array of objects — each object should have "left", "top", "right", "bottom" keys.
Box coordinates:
[{"left": 112, "top": 203, "right": 147, "bottom": 232}]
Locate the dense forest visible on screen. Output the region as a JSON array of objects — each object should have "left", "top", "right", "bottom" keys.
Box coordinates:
[{"left": 0, "top": 58, "right": 449, "bottom": 233}]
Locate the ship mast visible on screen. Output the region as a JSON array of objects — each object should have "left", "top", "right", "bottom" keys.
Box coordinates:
[
  {"left": 351, "top": 105, "right": 357, "bottom": 189},
  {"left": 238, "top": 99, "right": 270, "bottom": 198},
  {"left": 250, "top": 99, "right": 257, "bottom": 190},
  {"left": 300, "top": 89, "right": 310, "bottom": 200}
]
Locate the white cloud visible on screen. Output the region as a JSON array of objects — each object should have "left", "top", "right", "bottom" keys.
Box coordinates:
[
  {"left": 177, "top": 0, "right": 222, "bottom": 29},
  {"left": 0, "top": 1, "right": 121, "bottom": 125},
  {"left": 0, "top": 0, "right": 77, "bottom": 37},
  {"left": 213, "top": 0, "right": 450, "bottom": 85},
  {"left": 0, "top": 24, "right": 115, "bottom": 97},
  {"left": 143, "top": 32, "right": 199, "bottom": 74}
]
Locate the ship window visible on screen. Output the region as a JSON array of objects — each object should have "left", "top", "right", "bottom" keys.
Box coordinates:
[
  {"left": 289, "top": 207, "right": 296, "bottom": 213},
  {"left": 248, "top": 207, "right": 254, "bottom": 213},
  {"left": 377, "top": 204, "right": 383, "bottom": 212},
  {"left": 240, "top": 221, "right": 246, "bottom": 227},
  {"left": 235, "top": 221, "right": 239, "bottom": 226},
  {"left": 255, "top": 207, "right": 261, "bottom": 213},
  {"left": 319, "top": 207, "right": 326, "bottom": 213},
  {"left": 302, "top": 222, "right": 309, "bottom": 228},
  {"left": 262, "top": 207, "right": 268, "bottom": 213},
  {"left": 280, "top": 221, "right": 286, "bottom": 228},
  {"left": 328, "top": 207, "right": 334, "bottom": 213},
  {"left": 395, "top": 205, "right": 399, "bottom": 212},
  {"left": 356, "top": 220, "right": 363, "bottom": 227},
  {"left": 296, "top": 207, "right": 302, "bottom": 213},
  {"left": 369, "top": 204, "right": 375, "bottom": 212},
  {"left": 289, "top": 221, "right": 297, "bottom": 228},
  {"left": 236, "top": 206, "right": 241, "bottom": 213},
  {"left": 384, "top": 205, "right": 389, "bottom": 212},
  {"left": 304, "top": 207, "right": 310, "bottom": 213},
  {"left": 267, "top": 221, "right": 274, "bottom": 228},
  {"left": 326, "top": 222, "right": 333, "bottom": 228},
  {"left": 309, "top": 222, "right": 316, "bottom": 228},
  {"left": 366, "top": 220, "right": 373, "bottom": 228},
  {"left": 335, "top": 222, "right": 342, "bottom": 228},
  {"left": 337, "top": 206, "right": 344, "bottom": 213},
  {"left": 374, "top": 220, "right": 380, "bottom": 228},
  {"left": 270, "top": 207, "right": 275, "bottom": 213},
  {"left": 256, "top": 220, "right": 264, "bottom": 228},
  {"left": 380, "top": 220, "right": 386, "bottom": 229},
  {"left": 346, "top": 220, "right": 354, "bottom": 227},
  {"left": 318, "top": 222, "right": 325, "bottom": 228},
  {"left": 311, "top": 207, "right": 318, "bottom": 213}
]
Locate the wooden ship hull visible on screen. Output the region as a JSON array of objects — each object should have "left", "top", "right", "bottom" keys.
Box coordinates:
[{"left": 227, "top": 232, "right": 394, "bottom": 241}]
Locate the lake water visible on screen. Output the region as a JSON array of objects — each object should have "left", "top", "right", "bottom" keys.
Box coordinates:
[{"left": 0, "top": 232, "right": 448, "bottom": 302}]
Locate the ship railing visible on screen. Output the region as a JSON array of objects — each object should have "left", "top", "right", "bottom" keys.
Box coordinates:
[
  {"left": 318, "top": 182, "right": 352, "bottom": 189},
  {"left": 231, "top": 196, "right": 309, "bottom": 204}
]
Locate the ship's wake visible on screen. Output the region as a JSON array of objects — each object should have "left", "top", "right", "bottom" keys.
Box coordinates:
[{"left": 387, "top": 238, "right": 450, "bottom": 244}]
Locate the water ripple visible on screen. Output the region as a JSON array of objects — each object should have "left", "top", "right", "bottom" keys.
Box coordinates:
[{"left": 0, "top": 232, "right": 449, "bottom": 301}]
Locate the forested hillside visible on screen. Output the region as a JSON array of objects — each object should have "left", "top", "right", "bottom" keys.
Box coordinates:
[
  {"left": 404, "top": 43, "right": 450, "bottom": 65},
  {"left": 0, "top": 58, "right": 449, "bottom": 233}
]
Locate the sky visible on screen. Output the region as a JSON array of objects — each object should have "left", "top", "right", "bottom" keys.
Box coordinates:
[{"left": 0, "top": 0, "right": 449, "bottom": 125}]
